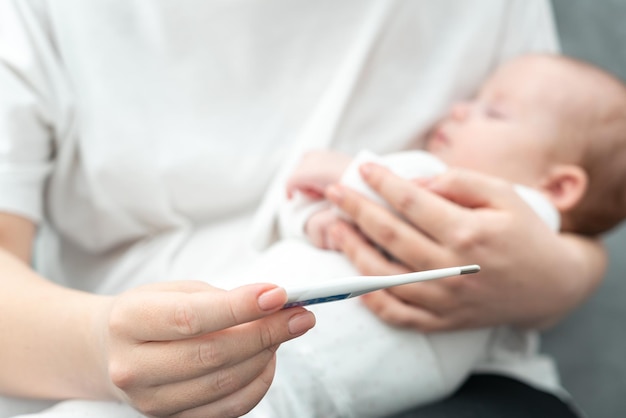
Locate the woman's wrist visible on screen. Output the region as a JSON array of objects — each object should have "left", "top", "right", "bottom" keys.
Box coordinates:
[
  {"left": 85, "top": 293, "right": 123, "bottom": 400},
  {"left": 557, "top": 234, "right": 606, "bottom": 323},
  {"left": 515, "top": 234, "right": 607, "bottom": 330},
  {"left": 39, "top": 286, "right": 118, "bottom": 400}
]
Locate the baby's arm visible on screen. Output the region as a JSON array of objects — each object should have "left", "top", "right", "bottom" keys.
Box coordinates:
[{"left": 280, "top": 150, "right": 351, "bottom": 247}]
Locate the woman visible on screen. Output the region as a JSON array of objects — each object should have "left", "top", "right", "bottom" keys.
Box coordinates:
[{"left": 0, "top": 1, "right": 602, "bottom": 417}]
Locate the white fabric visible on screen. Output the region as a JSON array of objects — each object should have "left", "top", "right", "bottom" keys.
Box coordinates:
[
  {"left": 245, "top": 242, "right": 493, "bottom": 417},
  {"left": 0, "top": 0, "right": 559, "bottom": 417}
]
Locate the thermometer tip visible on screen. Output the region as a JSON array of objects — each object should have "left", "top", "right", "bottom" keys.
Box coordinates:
[{"left": 460, "top": 265, "right": 481, "bottom": 275}]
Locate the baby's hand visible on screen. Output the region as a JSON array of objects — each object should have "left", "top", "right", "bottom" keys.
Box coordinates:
[
  {"left": 286, "top": 150, "right": 351, "bottom": 199},
  {"left": 305, "top": 207, "right": 343, "bottom": 250}
]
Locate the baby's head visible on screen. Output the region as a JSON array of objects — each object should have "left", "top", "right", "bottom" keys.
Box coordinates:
[{"left": 427, "top": 53, "right": 626, "bottom": 235}]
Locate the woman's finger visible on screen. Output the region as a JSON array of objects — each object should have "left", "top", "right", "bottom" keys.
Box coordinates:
[
  {"left": 326, "top": 185, "right": 447, "bottom": 270},
  {"left": 361, "top": 276, "right": 469, "bottom": 320},
  {"left": 424, "top": 167, "right": 524, "bottom": 210},
  {"left": 360, "top": 290, "right": 452, "bottom": 332},
  {"left": 359, "top": 165, "right": 539, "bottom": 250},
  {"left": 116, "top": 308, "right": 314, "bottom": 385},
  {"left": 171, "top": 356, "right": 277, "bottom": 418},
  {"left": 109, "top": 283, "right": 291, "bottom": 342},
  {"left": 328, "top": 221, "right": 411, "bottom": 276},
  {"left": 329, "top": 220, "right": 472, "bottom": 330},
  {"left": 126, "top": 350, "right": 278, "bottom": 417},
  {"left": 351, "top": 163, "right": 470, "bottom": 242},
  {"left": 105, "top": 282, "right": 316, "bottom": 417}
]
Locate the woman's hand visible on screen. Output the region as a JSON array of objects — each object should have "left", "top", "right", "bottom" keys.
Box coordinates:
[
  {"left": 326, "top": 164, "right": 606, "bottom": 332},
  {"left": 100, "top": 281, "right": 315, "bottom": 417}
]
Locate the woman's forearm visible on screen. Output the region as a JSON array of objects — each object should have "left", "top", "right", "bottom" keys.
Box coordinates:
[
  {"left": 519, "top": 234, "right": 607, "bottom": 330},
  {"left": 0, "top": 249, "right": 114, "bottom": 400}
]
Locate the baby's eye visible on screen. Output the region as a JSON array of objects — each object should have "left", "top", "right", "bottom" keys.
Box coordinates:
[{"left": 484, "top": 105, "right": 506, "bottom": 119}]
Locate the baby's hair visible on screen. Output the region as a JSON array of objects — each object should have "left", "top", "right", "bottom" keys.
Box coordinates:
[{"left": 554, "top": 55, "right": 626, "bottom": 236}]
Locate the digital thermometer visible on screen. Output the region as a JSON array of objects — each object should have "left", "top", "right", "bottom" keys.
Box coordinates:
[{"left": 283, "top": 264, "right": 480, "bottom": 308}]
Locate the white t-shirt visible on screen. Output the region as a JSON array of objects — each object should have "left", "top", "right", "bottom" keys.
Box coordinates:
[
  {"left": 0, "top": 0, "right": 558, "bottom": 293},
  {"left": 0, "top": 1, "right": 560, "bottom": 417}
]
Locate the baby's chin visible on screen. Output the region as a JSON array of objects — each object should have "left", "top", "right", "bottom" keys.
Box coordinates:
[{"left": 424, "top": 141, "right": 456, "bottom": 167}]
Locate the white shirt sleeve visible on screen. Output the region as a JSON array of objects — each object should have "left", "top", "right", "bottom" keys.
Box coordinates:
[
  {"left": 495, "top": 0, "right": 561, "bottom": 61},
  {"left": 0, "top": 1, "right": 64, "bottom": 222}
]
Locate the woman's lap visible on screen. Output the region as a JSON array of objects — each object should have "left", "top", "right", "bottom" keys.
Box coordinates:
[
  {"left": 1, "top": 375, "right": 579, "bottom": 418},
  {"left": 390, "top": 373, "right": 581, "bottom": 418}
]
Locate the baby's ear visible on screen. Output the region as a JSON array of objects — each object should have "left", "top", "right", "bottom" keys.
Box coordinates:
[{"left": 540, "top": 164, "right": 588, "bottom": 212}]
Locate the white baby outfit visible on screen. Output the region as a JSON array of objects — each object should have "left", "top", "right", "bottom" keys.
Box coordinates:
[{"left": 242, "top": 150, "right": 561, "bottom": 417}]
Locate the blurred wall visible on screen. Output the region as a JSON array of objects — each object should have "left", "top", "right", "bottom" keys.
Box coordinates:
[{"left": 543, "top": 2, "right": 626, "bottom": 418}]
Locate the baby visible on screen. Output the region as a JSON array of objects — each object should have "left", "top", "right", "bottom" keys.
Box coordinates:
[
  {"left": 283, "top": 53, "right": 626, "bottom": 248},
  {"left": 247, "top": 53, "right": 626, "bottom": 417}
]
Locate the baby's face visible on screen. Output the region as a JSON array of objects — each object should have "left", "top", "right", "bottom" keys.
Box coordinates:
[{"left": 427, "top": 58, "right": 567, "bottom": 187}]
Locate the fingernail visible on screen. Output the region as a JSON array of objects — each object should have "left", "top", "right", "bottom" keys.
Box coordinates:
[
  {"left": 326, "top": 185, "right": 344, "bottom": 203},
  {"left": 258, "top": 287, "right": 286, "bottom": 311},
  {"left": 288, "top": 311, "right": 316, "bottom": 335}
]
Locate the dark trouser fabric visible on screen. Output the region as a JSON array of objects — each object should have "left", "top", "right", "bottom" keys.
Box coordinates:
[{"left": 389, "top": 374, "right": 581, "bottom": 418}]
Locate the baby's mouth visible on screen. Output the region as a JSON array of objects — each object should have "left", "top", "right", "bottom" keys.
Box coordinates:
[{"left": 429, "top": 127, "right": 450, "bottom": 149}]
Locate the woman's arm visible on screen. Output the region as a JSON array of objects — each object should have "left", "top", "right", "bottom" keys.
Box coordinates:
[
  {"left": 325, "top": 165, "right": 606, "bottom": 331},
  {"left": 0, "top": 212, "right": 315, "bottom": 416},
  {"left": 0, "top": 213, "right": 112, "bottom": 399}
]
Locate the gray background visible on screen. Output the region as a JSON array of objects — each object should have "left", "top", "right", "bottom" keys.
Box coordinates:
[{"left": 543, "top": 1, "right": 626, "bottom": 417}]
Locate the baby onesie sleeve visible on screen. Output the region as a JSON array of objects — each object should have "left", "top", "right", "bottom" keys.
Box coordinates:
[{"left": 338, "top": 149, "right": 447, "bottom": 215}]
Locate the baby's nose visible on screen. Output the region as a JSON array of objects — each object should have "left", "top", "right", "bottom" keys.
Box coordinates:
[{"left": 449, "top": 102, "right": 470, "bottom": 121}]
